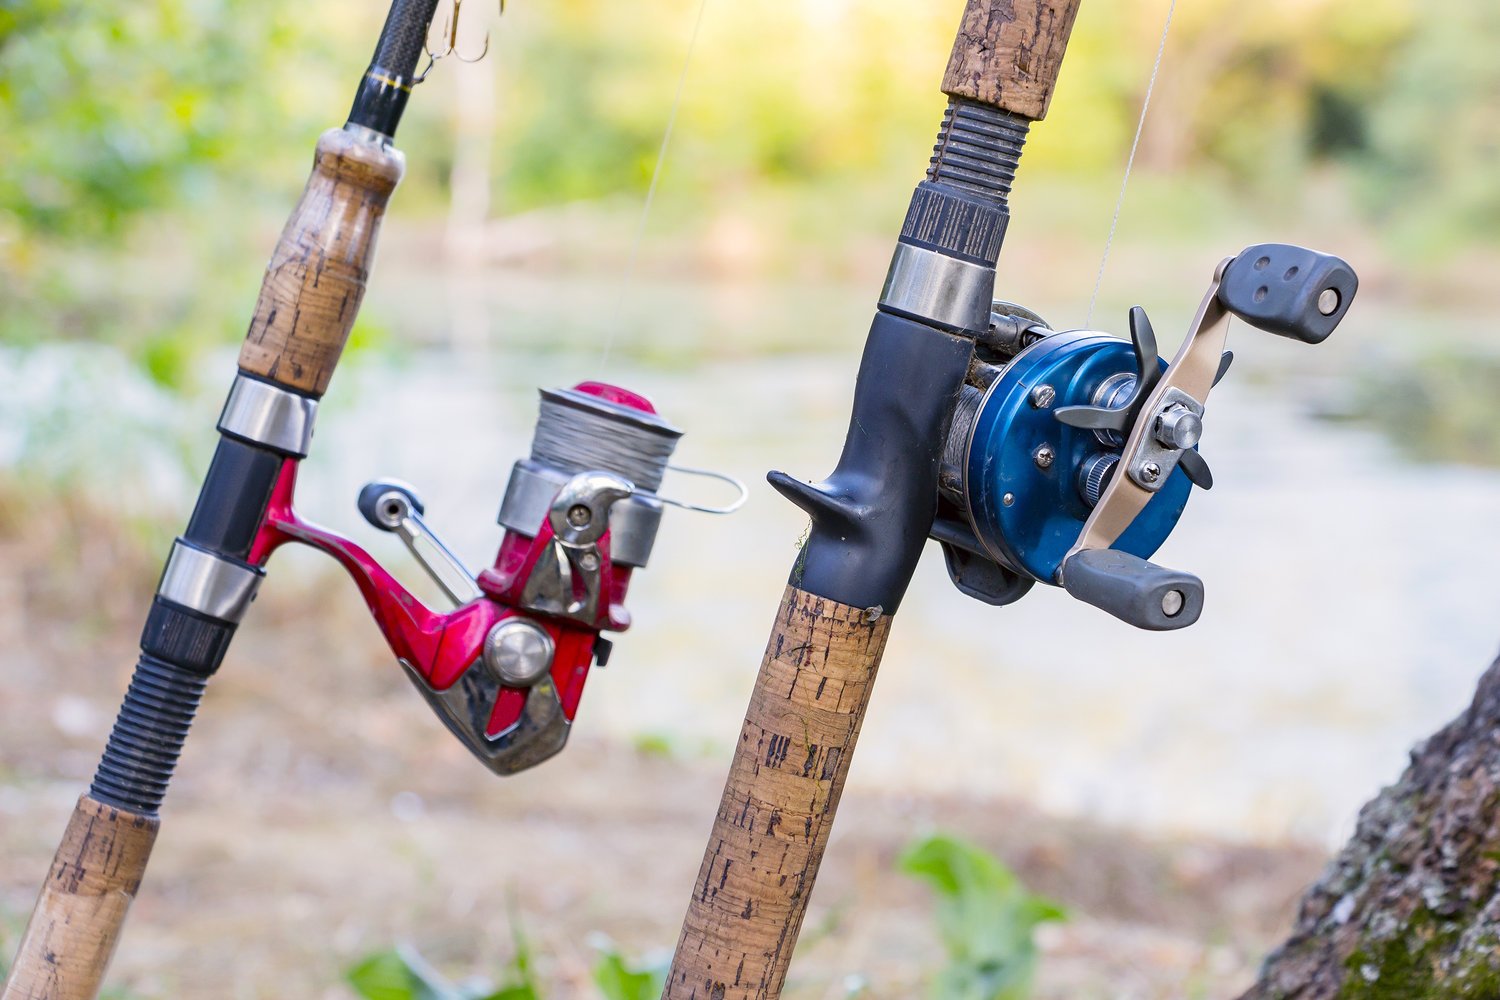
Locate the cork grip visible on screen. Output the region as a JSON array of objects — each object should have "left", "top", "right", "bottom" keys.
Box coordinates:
[
  {"left": 1, "top": 797, "right": 159, "bottom": 1000},
  {"left": 665, "top": 588, "right": 892, "bottom": 1000},
  {"left": 237, "top": 127, "right": 405, "bottom": 399},
  {"left": 942, "top": 0, "right": 1083, "bottom": 120}
]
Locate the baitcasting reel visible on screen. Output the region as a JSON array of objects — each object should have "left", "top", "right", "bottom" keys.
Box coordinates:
[
  {"left": 247, "top": 382, "right": 741, "bottom": 774},
  {"left": 934, "top": 243, "right": 1358, "bottom": 631}
]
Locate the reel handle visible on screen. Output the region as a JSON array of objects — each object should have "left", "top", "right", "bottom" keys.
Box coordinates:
[
  {"left": 357, "top": 479, "right": 480, "bottom": 606},
  {"left": 1218, "top": 243, "right": 1358, "bottom": 345},
  {"left": 357, "top": 478, "right": 425, "bottom": 525},
  {"left": 1060, "top": 549, "right": 1204, "bottom": 631}
]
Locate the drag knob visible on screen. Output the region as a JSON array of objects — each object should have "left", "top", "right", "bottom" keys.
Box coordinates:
[
  {"left": 1077, "top": 453, "right": 1119, "bottom": 508},
  {"left": 483, "top": 619, "right": 556, "bottom": 688}
]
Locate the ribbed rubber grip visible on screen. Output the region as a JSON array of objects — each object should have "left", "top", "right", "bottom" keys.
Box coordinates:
[
  {"left": 926, "top": 100, "right": 1029, "bottom": 202},
  {"left": 89, "top": 656, "right": 208, "bottom": 815}
]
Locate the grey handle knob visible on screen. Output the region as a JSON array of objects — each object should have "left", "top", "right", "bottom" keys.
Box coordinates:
[
  {"left": 356, "top": 478, "right": 481, "bottom": 606},
  {"left": 1218, "top": 243, "right": 1358, "bottom": 345},
  {"left": 1061, "top": 549, "right": 1204, "bottom": 631},
  {"left": 358, "top": 479, "right": 425, "bottom": 530}
]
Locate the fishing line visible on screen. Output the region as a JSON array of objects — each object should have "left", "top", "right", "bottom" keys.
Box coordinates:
[
  {"left": 1085, "top": 0, "right": 1178, "bottom": 330},
  {"left": 532, "top": 388, "right": 748, "bottom": 512},
  {"left": 533, "top": 391, "right": 679, "bottom": 492},
  {"left": 599, "top": 0, "right": 712, "bottom": 367}
]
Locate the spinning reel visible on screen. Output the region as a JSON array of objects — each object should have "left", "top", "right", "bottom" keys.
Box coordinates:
[
  {"left": 933, "top": 243, "right": 1358, "bottom": 630},
  {"left": 247, "top": 382, "right": 740, "bottom": 773}
]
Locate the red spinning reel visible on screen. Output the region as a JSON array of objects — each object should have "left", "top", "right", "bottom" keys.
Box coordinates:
[{"left": 246, "top": 382, "right": 722, "bottom": 774}]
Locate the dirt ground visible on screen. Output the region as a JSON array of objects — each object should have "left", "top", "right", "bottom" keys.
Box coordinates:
[{"left": 0, "top": 500, "right": 1328, "bottom": 999}]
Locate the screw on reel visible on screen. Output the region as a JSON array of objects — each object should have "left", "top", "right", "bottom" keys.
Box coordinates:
[{"left": 934, "top": 243, "right": 1358, "bottom": 630}]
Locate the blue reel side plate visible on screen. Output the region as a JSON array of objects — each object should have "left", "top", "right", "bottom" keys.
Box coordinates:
[{"left": 965, "top": 331, "right": 1195, "bottom": 584}]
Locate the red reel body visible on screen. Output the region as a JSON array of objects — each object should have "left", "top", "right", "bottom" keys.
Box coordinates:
[{"left": 247, "top": 383, "right": 679, "bottom": 774}]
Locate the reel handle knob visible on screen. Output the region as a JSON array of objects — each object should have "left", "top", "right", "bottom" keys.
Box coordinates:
[
  {"left": 1218, "top": 243, "right": 1358, "bottom": 345},
  {"left": 356, "top": 479, "right": 480, "bottom": 606},
  {"left": 1060, "top": 549, "right": 1204, "bottom": 632},
  {"left": 358, "top": 479, "right": 426, "bottom": 530}
]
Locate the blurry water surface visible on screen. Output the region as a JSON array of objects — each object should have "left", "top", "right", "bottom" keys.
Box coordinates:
[
  {"left": 291, "top": 271, "right": 1500, "bottom": 848},
  {"left": 8, "top": 270, "right": 1498, "bottom": 847}
]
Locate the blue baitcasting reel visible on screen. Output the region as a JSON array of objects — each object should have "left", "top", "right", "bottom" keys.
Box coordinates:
[{"left": 932, "top": 243, "right": 1358, "bottom": 631}]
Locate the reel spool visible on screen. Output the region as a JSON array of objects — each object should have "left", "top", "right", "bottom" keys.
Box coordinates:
[
  {"left": 499, "top": 383, "right": 682, "bottom": 570},
  {"left": 932, "top": 243, "right": 1358, "bottom": 630}
]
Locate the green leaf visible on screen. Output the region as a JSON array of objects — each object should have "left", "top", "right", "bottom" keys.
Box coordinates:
[
  {"left": 347, "top": 951, "right": 421, "bottom": 1000},
  {"left": 592, "top": 949, "right": 668, "bottom": 1000},
  {"left": 475, "top": 986, "right": 542, "bottom": 1000},
  {"left": 899, "top": 834, "right": 1066, "bottom": 1000},
  {"left": 588, "top": 935, "right": 669, "bottom": 1000},
  {"left": 345, "top": 947, "right": 479, "bottom": 1000}
]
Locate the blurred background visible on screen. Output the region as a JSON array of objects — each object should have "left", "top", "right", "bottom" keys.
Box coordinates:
[{"left": 3, "top": 0, "right": 1500, "bottom": 997}]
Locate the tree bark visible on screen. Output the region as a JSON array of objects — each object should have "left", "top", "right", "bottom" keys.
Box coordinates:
[{"left": 1244, "top": 651, "right": 1500, "bottom": 999}]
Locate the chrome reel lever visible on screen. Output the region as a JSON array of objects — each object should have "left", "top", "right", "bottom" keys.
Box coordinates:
[
  {"left": 358, "top": 479, "right": 482, "bottom": 605},
  {"left": 1068, "top": 259, "right": 1235, "bottom": 561},
  {"left": 521, "top": 471, "right": 635, "bottom": 624},
  {"left": 1072, "top": 243, "right": 1358, "bottom": 562}
]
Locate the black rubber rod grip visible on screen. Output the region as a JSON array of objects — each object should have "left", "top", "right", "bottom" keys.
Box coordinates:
[
  {"left": 1218, "top": 243, "right": 1358, "bottom": 345},
  {"left": 1061, "top": 549, "right": 1204, "bottom": 631}
]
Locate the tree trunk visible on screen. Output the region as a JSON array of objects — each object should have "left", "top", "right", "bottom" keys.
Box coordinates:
[{"left": 1243, "top": 651, "right": 1500, "bottom": 999}]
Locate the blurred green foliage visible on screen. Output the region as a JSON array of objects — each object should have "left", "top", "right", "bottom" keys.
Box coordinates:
[
  {"left": 1, "top": 2, "right": 291, "bottom": 239},
  {"left": 347, "top": 943, "right": 540, "bottom": 1000},
  {"left": 900, "top": 834, "right": 1065, "bottom": 1000},
  {"left": 0, "top": 1, "right": 337, "bottom": 372},
  {"left": 590, "top": 942, "right": 668, "bottom": 1000},
  {"left": 1352, "top": 352, "right": 1500, "bottom": 468},
  {"left": 343, "top": 937, "right": 668, "bottom": 1000},
  {"left": 0, "top": 0, "right": 1496, "bottom": 376}
]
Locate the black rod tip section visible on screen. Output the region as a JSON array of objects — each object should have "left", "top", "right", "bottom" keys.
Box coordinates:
[{"left": 345, "top": 0, "right": 444, "bottom": 138}]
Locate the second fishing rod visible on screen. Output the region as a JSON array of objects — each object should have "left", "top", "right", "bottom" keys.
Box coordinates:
[
  {"left": 1, "top": 3, "right": 737, "bottom": 997},
  {"left": 663, "top": 0, "right": 1358, "bottom": 996}
]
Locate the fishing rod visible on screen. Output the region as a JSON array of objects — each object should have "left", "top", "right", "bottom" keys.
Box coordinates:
[
  {"left": 2, "top": 4, "right": 739, "bottom": 998},
  {"left": 0, "top": 4, "right": 442, "bottom": 994},
  {"left": 663, "top": 1, "right": 1357, "bottom": 997}
]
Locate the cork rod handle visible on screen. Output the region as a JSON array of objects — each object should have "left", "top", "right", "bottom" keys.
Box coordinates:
[
  {"left": 942, "top": 0, "right": 1083, "bottom": 121},
  {"left": 664, "top": 589, "right": 891, "bottom": 1000},
  {"left": 0, "top": 798, "right": 158, "bottom": 1000},
  {"left": 236, "top": 127, "right": 406, "bottom": 399}
]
